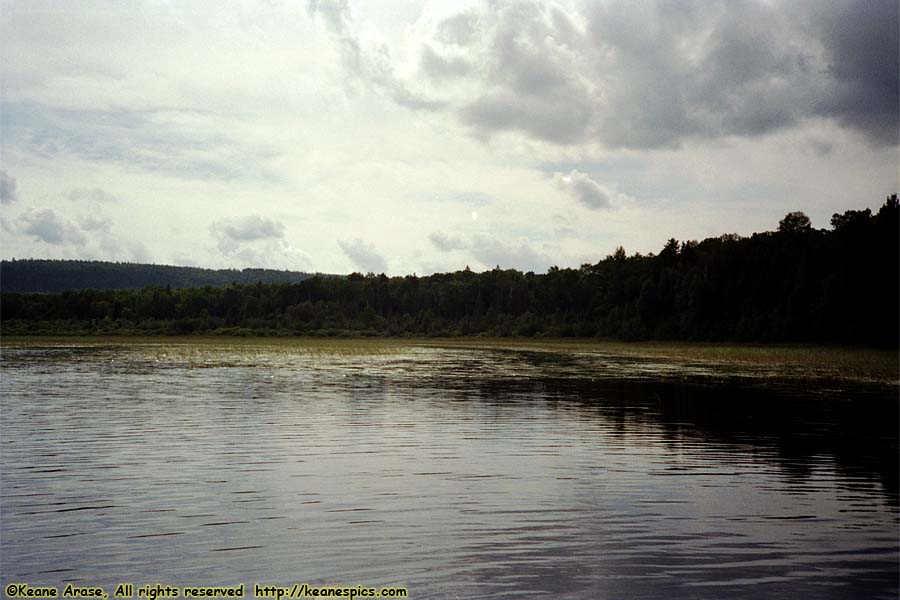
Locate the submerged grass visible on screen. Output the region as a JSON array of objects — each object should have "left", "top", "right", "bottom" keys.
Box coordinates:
[
  {"left": 424, "top": 338, "right": 900, "bottom": 386},
  {"left": 2, "top": 335, "right": 897, "bottom": 385}
]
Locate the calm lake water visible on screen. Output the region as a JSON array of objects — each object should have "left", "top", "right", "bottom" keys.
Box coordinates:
[{"left": 1, "top": 340, "right": 897, "bottom": 599}]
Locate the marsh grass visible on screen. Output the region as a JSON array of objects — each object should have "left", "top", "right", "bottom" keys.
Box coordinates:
[{"left": 2, "top": 335, "right": 897, "bottom": 386}]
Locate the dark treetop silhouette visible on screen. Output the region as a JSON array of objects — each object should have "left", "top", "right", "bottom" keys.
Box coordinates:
[{"left": 2, "top": 196, "right": 897, "bottom": 346}]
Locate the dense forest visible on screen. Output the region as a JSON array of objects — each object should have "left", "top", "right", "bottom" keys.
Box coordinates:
[
  {"left": 0, "top": 259, "right": 315, "bottom": 292},
  {"left": 2, "top": 196, "right": 897, "bottom": 346}
]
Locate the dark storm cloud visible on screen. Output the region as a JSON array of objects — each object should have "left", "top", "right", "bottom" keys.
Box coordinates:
[
  {"left": 807, "top": 1, "right": 899, "bottom": 146},
  {"left": 411, "top": 0, "right": 899, "bottom": 148},
  {"left": 338, "top": 238, "right": 388, "bottom": 273},
  {"left": 0, "top": 170, "right": 18, "bottom": 204}
]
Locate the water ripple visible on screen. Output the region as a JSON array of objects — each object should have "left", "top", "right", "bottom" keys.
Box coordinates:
[{"left": 1, "top": 340, "right": 896, "bottom": 599}]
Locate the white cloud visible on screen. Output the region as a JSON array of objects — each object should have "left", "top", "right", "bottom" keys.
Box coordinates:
[
  {"left": 2, "top": 205, "right": 150, "bottom": 263},
  {"left": 208, "top": 214, "right": 311, "bottom": 270}
]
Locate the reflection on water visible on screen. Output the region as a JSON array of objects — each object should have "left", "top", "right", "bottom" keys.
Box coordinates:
[{"left": 1, "top": 341, "right": 897, "bottom": 599}]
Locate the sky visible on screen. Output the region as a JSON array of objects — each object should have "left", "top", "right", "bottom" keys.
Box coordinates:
[{"left": 1, "top": 0, "right": 897, "bottom": 275}]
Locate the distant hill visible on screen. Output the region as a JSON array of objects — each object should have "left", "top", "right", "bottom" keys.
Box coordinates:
[{"left": 0, "top": 259, "right": 316, "bottom": 292}]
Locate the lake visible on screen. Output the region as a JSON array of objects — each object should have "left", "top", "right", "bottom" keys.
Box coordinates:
[{"left": 1, "top": 338, "right": 897, "bottom": 599}]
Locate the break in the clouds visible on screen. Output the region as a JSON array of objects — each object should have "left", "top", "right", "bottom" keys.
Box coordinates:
[
  {"left": 338, "top": 238, "right": 388, "bottom": 273},
  {"left": 0, "top": 171, "right": 18, "bottom": 204},
  {"left": 1, "top": 1, "right": 897, "bottom": 274}
]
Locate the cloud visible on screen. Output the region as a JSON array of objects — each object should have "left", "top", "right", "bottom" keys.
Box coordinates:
[
  {"left": 210, "top": 215, "right": 311, "bottom": 270},
  {"left": 428, "top": 190, "right": 494, "bottom": 206},
  {"left": 1, "top": 0, "right": 896, "bottom": 275},
  {"left": 15, "top": 208, "right": 87, "bottom": 246},
  {"left": 420, "top": 46, "right": 472, "bottom": 80},
  {"left": 307, "top": 0, "right": 351, "bottom": 35},
  {"left": 428, "top": 231, "right": 467, "bottom": 252},
  {"left": 97, "top": 236, "right": 150, "bottom": 263},
  {"left": 3, "top": 102, "right": 281, "bottom": 183},
  {"left": 210, "top": 215, "right": 286, "bottom": 254},
  {"left": 428, "top": 231, "right": 561, "bottom": 272},
  {"left": 469, "top": 235, "right": 553, "bottom": 273},
  {"left": 807, "top": 0, "right": 899, "bottom": 146},
  {"left": 67, "top": 187, "right": 119, "bottom": 203},
  {"left": 338, "top": 238, "right": 388, "bottom": 273},
  {"left": 329, "top": 0, "right": 898, "bottom": 149},
  {"left": 436, "top": 11, "right": 479, "bottom": 46},
  {"left": 308, "top": 0, "right": 443, "bottom": 112},
  {"left": 459, "top": 91, "right": 593, "bottom": 145},
  {"left": 554, "top": 170, "right": 615, "bottom": 210},
  {"left": 3, "top": 205, "right": 152, "bottom": 261},
  {"left": 227, "top": 242, "right": 312, "bottom": 271},
  {"left": 0, "top": 171, "right": 18, "bottom": 204},
  {"left": 455, "top": 3, "right": 595, "bottom": 145},
  {"left": 78, "top": 214, "right": 112, "bottom": 232}
]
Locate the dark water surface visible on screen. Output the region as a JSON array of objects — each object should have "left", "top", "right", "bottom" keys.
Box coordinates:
[{"left": 1, "top": 340, "right": 897, "bottom": 599}]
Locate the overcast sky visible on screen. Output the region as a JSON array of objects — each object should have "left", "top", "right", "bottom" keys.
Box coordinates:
[{"left": 1, "top": 0, "right": 897, "bottom": 274}]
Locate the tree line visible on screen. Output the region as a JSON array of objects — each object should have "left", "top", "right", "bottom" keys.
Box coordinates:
[
  {"left": 0, "top": 259, "right": 315, "bottom": 292},
  {"left": 2, "top": 196, "right": 897, "bottom": 346}
]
